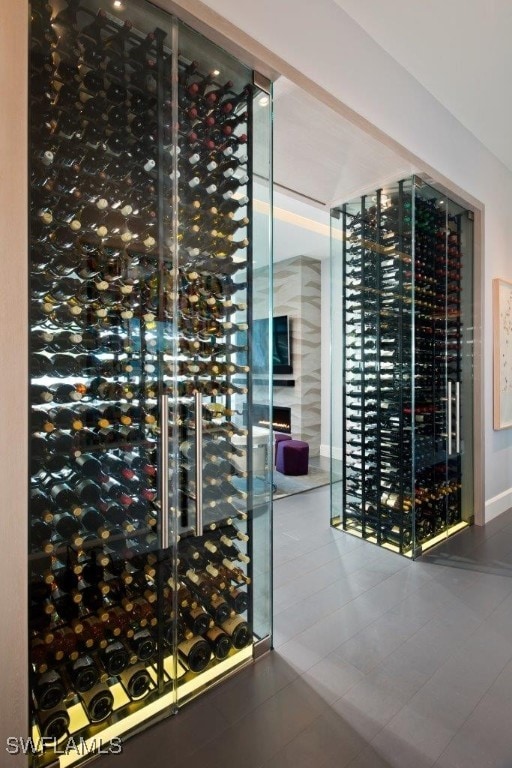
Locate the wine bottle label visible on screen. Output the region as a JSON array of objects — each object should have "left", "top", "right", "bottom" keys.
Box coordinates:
[
  {"left": 206, "top": 626, "right": 226, "bottom": 642},
  {"left": 221, "top": 615, "right": 246, "bottom": 634}
]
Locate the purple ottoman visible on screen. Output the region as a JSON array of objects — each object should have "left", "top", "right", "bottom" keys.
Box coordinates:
[
  {"left": 274, "top": 433, "right": 292, "bottom": 464},
  {"left": 276, "top": 439, "right": 309, "bottom": 476}
]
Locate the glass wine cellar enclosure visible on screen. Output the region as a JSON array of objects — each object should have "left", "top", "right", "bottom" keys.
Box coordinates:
[
  {"left": 331, "top": 177, "right": 474, "bottom": 558},
  {"left": 28, "top": 0, "right": 272, "bottom": 763}
]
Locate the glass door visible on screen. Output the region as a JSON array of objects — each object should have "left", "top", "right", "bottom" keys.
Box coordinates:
[
  {"left": 411, "top": 178, "right": 473, "bottom": 551},
  {"left": 28, "top": 0, "right": 272, "bottom": 763},
  {"left": 171, "top": 22, "right": 273, "bottom": 705},
  {"left": 29, "top": 1, "right": 177, "bottom": 760},
  {"left": 412, "top": 180, "right": 451, "bottom": 546}
]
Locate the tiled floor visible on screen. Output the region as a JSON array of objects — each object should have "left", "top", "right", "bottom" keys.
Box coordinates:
[{"left": 95, "top": 487, "right": 512, "bottom": 768}]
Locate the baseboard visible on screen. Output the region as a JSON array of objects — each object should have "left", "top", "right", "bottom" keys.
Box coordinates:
[
  {"left": 484, "top": 488, "right": 512, "bottom": 523},
  {"left": 320, "top": 444, "right": 343, "bottom": 461}
]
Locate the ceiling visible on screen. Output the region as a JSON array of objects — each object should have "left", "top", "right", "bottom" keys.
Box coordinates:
[
  {"left": 333, "top": 0, "right": 512, "bottom": 172},
  {"left": 272, "top": 77, "right": 417, "bottom": 208},
  {"left": 268, "top": 76, "right": 418, "bottom": 263}
]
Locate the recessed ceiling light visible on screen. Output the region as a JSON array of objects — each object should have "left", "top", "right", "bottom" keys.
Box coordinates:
[
  {"left": 212, "top": 69, "right": 220, "bottom": 76},
  {"left": 258, "top": 95, "right": 269, "bottom": 106},
  {"left": 113, "top": 1, "right": 123, "bottom": 8}
]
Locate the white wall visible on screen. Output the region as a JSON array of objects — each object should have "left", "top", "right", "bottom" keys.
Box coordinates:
[{"left": 183, "top": 0, "right": 512, "bottom": 521}]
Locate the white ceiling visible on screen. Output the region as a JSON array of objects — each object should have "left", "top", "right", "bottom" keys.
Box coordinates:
[
  {"left": 272, "top": 77, "right": 417, "bottom": 207},
  {"left": 269, "top": 76, "right": 418, "bottom": 263},
  {"left": 333, "top": 0, "right": 512, "bottom": 172}
]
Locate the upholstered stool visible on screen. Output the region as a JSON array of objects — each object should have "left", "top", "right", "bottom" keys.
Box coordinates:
[
  {"left": 274, "top": 433, "right": 292, "bottom": 464},
  {"left": 276, "top": 439, "right": 309, "bottom": 476}
]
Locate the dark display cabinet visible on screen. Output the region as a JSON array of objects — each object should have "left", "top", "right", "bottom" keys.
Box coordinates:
[
  {"left": 330, "top": 177, "right": 474, "bottom": 557},
  {"left": 28, "top": 0, "right": 272, "bottom": 763}
]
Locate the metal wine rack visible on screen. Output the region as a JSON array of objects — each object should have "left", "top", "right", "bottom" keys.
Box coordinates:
[
  {"left": 28, "top": 0, "right": 272, "bottom": 763},
  {"left": 331, "top": 176, "right": 474, "bottom": 557}
]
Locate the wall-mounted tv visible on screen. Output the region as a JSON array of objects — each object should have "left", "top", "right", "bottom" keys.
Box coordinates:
[{"left": 252, "top": 315, "right": 292, "bottom": 375}]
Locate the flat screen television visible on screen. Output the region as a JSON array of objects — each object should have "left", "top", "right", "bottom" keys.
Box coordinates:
[{"left": 252, "top": 315, "right": 292, "bottom": 375}]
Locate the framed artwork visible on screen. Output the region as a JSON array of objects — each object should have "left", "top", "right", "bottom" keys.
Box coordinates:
[{"left": 493, "top": 278, "right": 512, "bottom": 429}]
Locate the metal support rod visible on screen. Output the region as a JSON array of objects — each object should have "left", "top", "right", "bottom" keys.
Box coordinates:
[
  {"left": 195, "top": 391, "right": 203, "bottom": 535},
  {"left": 447, "top": 381, "right": 453, "bottom": 456},
  {"left": 456, "top": 381, "right": 461, "bottom": 454},
  {"left": 160, "top": 394, "right": 169, "bottom": 550}
]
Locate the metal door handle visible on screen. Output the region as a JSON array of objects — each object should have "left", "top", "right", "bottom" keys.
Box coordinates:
[
  {"left": 456, "top": 381, "right": 461, "bottom": 453},
  {"left": 447, "top": 381, "right": 452, "bottom": 456},
  {"left": 195, "top": 392, "right": 203, "bottom": 535},
  {"left": 160, "top": 394, "right": 169, "bottom": 550}
]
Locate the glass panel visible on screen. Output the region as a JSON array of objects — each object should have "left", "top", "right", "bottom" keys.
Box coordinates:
[
  {"left": 447, "top": 196, "right": 474, "bottom": 525},
  {"left": 28, "top": 0, "right": 175, "bottom": 762},
  {"left": 458, "top": 207, "right": 474, "bottom": 523},
  {"left": 249, "top": 84, "right": 273, "bottom": 644},
  {"left": 412, "top": 178, "right": 473, "bottom": 550},
  {"left": 412, "top": 179, "right": 450, "bottom": 550},
  {"left": 330, "top": 210, "right": 344, "bottom": 526},
  {"left": 173, "top": 21, "right": 271, "bottom": 704},
  {"left": 331, "top": 180, "right": 416, "bottom": 555}
]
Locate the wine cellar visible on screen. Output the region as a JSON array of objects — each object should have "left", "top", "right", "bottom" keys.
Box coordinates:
[
  {"left": 28, "top": 0, "right": 272, "bottom": 763},
  {"left": 330, "top": 176, "right": 474, "bottom": 557}
]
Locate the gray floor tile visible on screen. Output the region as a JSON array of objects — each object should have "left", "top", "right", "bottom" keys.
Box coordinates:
[
  {"left": 434, "top": 692, "right": 512, "bottom": 768},
  {"left": 405, "top": 676, "right": 481, "bottom": 733},
  {"left": 276, "top": 637, "right": 325, "bottom": 674},
  {"left": 258, "top": 710, "right": 365, "bottom": 768},
  {"left": 456, "top": 571, "right": 512, "bottom": 617},
  {"left": 362, "top": 654, "right": 432, "bottom": 701},
  {"left": 423, "top": 558, "right": 481, "bottom": 594},
  {"left": 332, "top": 611, "right": 421, "bottom": 674},
  {"left": 347, "top": 745, "right": 397, "bottom": 768},
  {"left": 371, "top": 706, "right": 454, "bottom": 768},
  {"left": 208, "top": 652, "right": 299, "bottom": 725},
  {"left": 301, "top": 654, "right": 365, "bottom": 704},
  {"left": 94, "top": 492, "right": 512, "bottom": 768},
  {"left": 332, "top": 674, "right": 409, "bottom": 742},
  {"left": 295, "top": 597, "right": 379, "bottom": 657}
]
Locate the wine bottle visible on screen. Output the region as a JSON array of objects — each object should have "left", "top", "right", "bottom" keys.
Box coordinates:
[
  {"left": 118, "top": 663, "right": 151, "bottom": 700},
  {"left": 205, "top": 626, "right": 232, "bottom": 660},
  {"left": 80, "top": 506, "right": 110, "bottom": 539},
  {"left": 184, "top": 570, "right": 232, "bottom": 625},
  {"left": 49, "top": 483, "right": 81, "bottom": 515},
  {"left": 99, "top": 502, "right": 136, "bottom": 535},
  {"left": 220, "top": 615, "right": 250, "bottom": 649},
  {"left": 68, "top": 654, "right": 100, "bottom": 693},
  {"left": 129, "top": 628, "right": 156, "bottom": 662},
  {"left": 30, "top": 487, "right": 54, "bottom": 523},
  {"left": 51, "top": 0, "right": 80, "bottom": 28},
  {"left": 79, "top": 682, "right": 114, "bottom": 722},
  {"left": 98, "top": 639, "right": 130, "bottom": 677},
  {"left": 46, "top": 625, "right": 80, "bottom": 663},
  {"left": 177, "top": 634, "right": 211, "bottom": 673},
  {"left": 37, "top": 705, "right": 70, "bottom": 740},
  {"left": 79, "top": 7, "right": 108, "bottom": 57},
  {"left": 49, "top": 383, "right": 84, "bottom": 404},
  {"left": 30, "top": 519, "right": 54, "bottom": 554},
  {"left": 53, "top": 512, "right": 84, "bottom": 546}
]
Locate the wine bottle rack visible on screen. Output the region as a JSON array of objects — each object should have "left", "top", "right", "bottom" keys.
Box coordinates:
[
  {"left": 28, "top": 0, "right": 271, "bottom": 763},
  {"left": 331, "top": 177, "right": 473, "bottom": 557}
]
